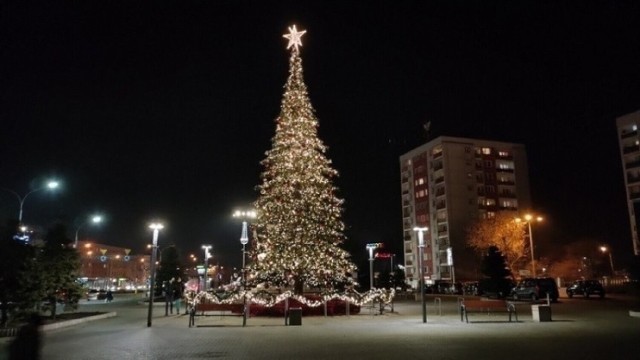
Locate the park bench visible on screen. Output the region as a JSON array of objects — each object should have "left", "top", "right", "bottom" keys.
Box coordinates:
[
  {"left": 460, "top": 299, "right": 517, "bottom": 323},
  {"left": 188, "top": 303, "right": 246, "bottom": 327}
]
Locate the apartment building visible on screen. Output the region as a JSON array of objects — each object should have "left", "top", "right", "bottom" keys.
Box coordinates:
[
  {"left": 400, "top": 136, "right": 531, "bottom": 288},
  {"left": 616, "top": 110, "right": 640, "bottom": 256}
]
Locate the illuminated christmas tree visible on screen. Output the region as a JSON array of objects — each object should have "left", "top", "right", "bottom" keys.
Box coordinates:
[{"left": 250, "top": 26, "right": 356, "bottom": 293}]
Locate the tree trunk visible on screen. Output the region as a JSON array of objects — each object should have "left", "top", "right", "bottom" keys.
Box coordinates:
[{"left": 294, "top": 277, "right": 304, "bottom": 295}]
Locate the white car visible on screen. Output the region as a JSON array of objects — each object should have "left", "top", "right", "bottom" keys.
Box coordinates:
[{"left": 86, "top": 289, "right": 99, "bottom": 301}]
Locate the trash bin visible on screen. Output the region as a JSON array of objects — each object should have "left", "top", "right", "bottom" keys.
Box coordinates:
[
  {"left": 288, "top": 307, "right": 302, "bottom": 326},
  {"left": 531, "top": 304, "right": 552, "bottom": 322}
]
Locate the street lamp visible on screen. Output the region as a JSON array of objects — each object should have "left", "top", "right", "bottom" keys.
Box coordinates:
[
  {"left": 515, "top": 214, "right": 543, "bottom": 277},
  {"left": 147, "top": 222, "right": 164, "bottom": 327},
  {"left": 232, "top": 209, "right": 257, "bottom": 286},
  {"left": 233, "top": 209, "right": 256, "bottom": 327},
  {"left": 366, "top": 244, "right": 378, "bottom": 290},
  {"left": 413, "top": 226, "right": 428, "bottom": 323},
  {"left": 599, "top": 246, "right": 615, "bottom": 275},
  {"left": 74, "top": 215, "right": 103, "bottom": 248},
  {"left": 1, "top": 180, "right": 59, "bottom": 223},
  {"left": 201, "top": 245, "right": 212, "bottom": 292}
]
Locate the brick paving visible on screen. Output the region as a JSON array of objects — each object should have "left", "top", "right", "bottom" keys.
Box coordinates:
[{"left": 1, "top": 295, "right": 638, "bottom": 360}]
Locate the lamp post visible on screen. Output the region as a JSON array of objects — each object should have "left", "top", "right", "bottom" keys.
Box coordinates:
[
  {"left": 232, "top": 209, "right": 257, "bottom": 286},
  {"left": 413, "top": 227, "right": 428, "bottom": 323},
  {"left": 1, "top": 180, "right": 59, "bottom": 223},
  {"left": 201, "top": 245, "right": 212, "bottom": 292},
  {"left": 74, "top": 215, "right": 103, "bottom": 248},
  {"left": 599, "top": 246, "right": 615, "bottom": 275},
  {"left": 233, "top": 209, "right": 256, "bottom": 327},
  {"left": 516, "top": 214, "right": 543, "bottom": 277},
  {"left": 366, "top": 244, "right": 377, "bottom": 290},
  {"left": 147, "top": 222, "right": 164, "bottom": 327}
]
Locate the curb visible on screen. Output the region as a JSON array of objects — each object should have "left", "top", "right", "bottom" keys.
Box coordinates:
[
  {"left": 629, "top": 310, "right": 640, "bottom": 318},
  {"left": 41, "top": 312, "right": 117, "bottom": 332}
]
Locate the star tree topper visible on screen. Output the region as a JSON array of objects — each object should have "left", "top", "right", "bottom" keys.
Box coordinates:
[{"left": 283, "top": 25, "right": 306, "bottom": 51}]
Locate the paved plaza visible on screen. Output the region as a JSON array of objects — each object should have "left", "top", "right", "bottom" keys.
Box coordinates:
[{"left": 1, "top": 295, "right": 638, "bottom": 360}]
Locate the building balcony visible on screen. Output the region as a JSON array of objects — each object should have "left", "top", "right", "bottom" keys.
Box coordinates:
[
  {"left": 623, "top": 145, "right": 640, "bottom": 154},
  {"left": 499, "top": 192, "right": 516, "bottom": 198},
  {"left": 434, "top": 177, "right": 444, "bottom": 184},
  {"left": 435, "top": 202, "right": 446, "bottom": 210},
  {"left": 621, "top": 130, "right": 638, "bottom": 139},
  {"left": 625, "top": 160, "right": 640, "bottom": 169},
  {"left": 496, "top": 168, "right": 515, "bottom": 173},
  {"left": 630, "top": 192, "right": 640, "bottom": 200},
  {"left": 498, "top": 180, "right": 515, "bottom": 185},
  {"left": 627, "top": 175, "right": 640, "bottom": 184}
]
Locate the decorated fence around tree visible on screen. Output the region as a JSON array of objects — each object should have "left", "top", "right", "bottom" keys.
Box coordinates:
[{"left": 184, "top": 288, "right": 395, "bottom": 316}]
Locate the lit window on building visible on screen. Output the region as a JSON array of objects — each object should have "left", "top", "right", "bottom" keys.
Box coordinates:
[
  {"left": 482, "top": 147, "right": 491, "bottom": 155},
  {"left": 487, "top": 211, "right": 496, "bottom": 218},
  {"left": 498, "top": 151, "right": 509, "bottom": 157},
  {"left": 634, "top": 125, "right": 638, "bottom": 131}
]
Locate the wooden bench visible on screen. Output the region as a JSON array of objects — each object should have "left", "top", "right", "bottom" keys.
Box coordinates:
[
  {"left": 460, "top": 299, "right": 517, "bottom": 323},
  {"left": 188, "top": 303, "right": 246, "bottom": 327}
]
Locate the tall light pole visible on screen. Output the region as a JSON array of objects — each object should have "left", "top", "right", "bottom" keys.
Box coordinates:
[
  {"left": 232, "top": 209, "right": 257, "bottom": 286},
  {"left": 201, "top": 245, "right": 212, "bottom": 292},
  {"left": 1, "top": 180, "right": 59, "bottom": 223},
  {"left": 516, "top": 214, "right": 543, "bottom": 277},
  {"left": 74, "top": 215, "right": 103, "bottom": 248},
  {"left": 413, "top": 227, "right": 428, "bottom": 323},
  {"left": 233, "top": 209, "right": 256, "bottom": 328},
  {"left": 366, "top": 244, "right": 378, "bottom": 290},
  {"left": 599, "top": 246, "right": 615, "bottom": 275},
  {"left": 147, "top": 222, "right": 164, "bottom": 327}
]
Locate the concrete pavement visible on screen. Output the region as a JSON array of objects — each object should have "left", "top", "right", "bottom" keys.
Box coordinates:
[{"left": 1, "top": 295, "right": 639, "bottom": 360}]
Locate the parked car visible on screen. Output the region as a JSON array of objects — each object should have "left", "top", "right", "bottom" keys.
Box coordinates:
[
  {"left": 510, "top": 277, "right": 559, "bottom": 302},
  {"left": 86, "top": 289, "right": 107, "bottom": 301},
  {"left": 566, "top": 280, "right": 605, "bottom": 299},
  {"left": 476, "top": 278, "right": 515, "bottom": 299}
]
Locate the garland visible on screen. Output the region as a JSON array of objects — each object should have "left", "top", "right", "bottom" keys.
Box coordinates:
[{"left": 184, "top": 288, "right": 395, "bottom": 308}]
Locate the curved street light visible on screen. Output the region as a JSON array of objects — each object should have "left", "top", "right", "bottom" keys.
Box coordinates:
[
  {"left": 599, "top": 246, "right": 615, "bottom": 275},
  {"left": 74, "top": 215, "right": 103, "bottom": 248},
  {"left": 1, "top": 180, "right": 60, "bottom": 223},
  {"left": 515, "top": 214, "right": 543, "bottom": 277}
]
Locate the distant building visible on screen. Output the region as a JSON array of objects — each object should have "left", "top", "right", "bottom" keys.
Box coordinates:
[
  {"left": 616, "top": 110, "right": 640, "bottom": 256},
  {"left": 400, "top": 136, "right": 531, "bottom": 288},
  {"left": 76, "top": 241, "right": 150, "bottom": 289}
]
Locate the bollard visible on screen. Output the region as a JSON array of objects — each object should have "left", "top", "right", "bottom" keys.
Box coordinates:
[
  {"left": 457, "top": 297, "right": 464, "bottom": 316},
  {"left": 434, "top": 297, "right": 442, "bottom": 316},
  {"left": 284, "top": 298, "right": 289, "bottom": 326}
]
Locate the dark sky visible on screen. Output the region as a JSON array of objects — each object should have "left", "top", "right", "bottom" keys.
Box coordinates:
[{"left": 1, "top": 1, "right": 639, "bottom": 269}]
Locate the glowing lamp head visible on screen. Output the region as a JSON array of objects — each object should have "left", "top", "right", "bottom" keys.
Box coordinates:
[
  {"left": 149, "top": 223, "right": 164, "bottom": 231},
  {"left": 47, "top": 181, "right": 59, "bottom": 189},
  {"left": 91, "top": 215, "right": 103, "bottom": 224}
]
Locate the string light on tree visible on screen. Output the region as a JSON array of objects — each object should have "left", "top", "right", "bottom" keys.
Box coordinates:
[{"left": 250, "top": 25, "right": 356, "bottom": 293}]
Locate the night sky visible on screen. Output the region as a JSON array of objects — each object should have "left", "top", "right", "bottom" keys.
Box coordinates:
[{"left": 1, "top": 1, "right": 639, "bottom": 270}]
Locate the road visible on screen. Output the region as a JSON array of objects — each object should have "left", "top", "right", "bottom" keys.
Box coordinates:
[{"left": 1, "top": 293, "right": 638, "bottom": 360}]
